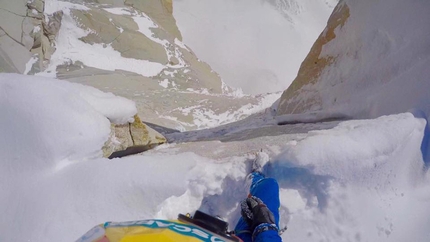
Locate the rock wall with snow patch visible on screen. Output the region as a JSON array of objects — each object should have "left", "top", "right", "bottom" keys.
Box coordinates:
[
  {"left": 277, "top": 0, "right": 430, "bottom": 119},
  {"left": 38, "top": 0, "right": 273, "bottom": 131},
  {"left": 103, "top": 114, "right": 166, "bottom": 158},
  {"left": 1, "top": 0, "right": 280, "bottom": 133}
]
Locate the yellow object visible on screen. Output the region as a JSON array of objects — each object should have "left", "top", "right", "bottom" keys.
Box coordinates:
[{"left": 76, "top": 219, "right": 235, "bottom": 242}]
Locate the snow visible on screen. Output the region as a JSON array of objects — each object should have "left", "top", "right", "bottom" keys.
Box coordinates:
[
  {"left": 24, "top": 55, "right": 38, "bottom": 75},
  {"left": 33, "top": 25, "right": 41, "bottom": 33},
  {"left": 44, "top": 0, "right": 90, "bottom": 15},
  {"left": 173, "top": 0, "right": 337, "bottom": 94},
  {"left": 174, "top": 38, "right": 189, "bottom": 51},
  {"left": 68, "top": 82, "right": 137, "bottom": 124},
  {"left": 0, "top": 73, "right": 136, "bottom": 171},
  {"left": 2, "top": 1, "right": 430, "bottom": 242},
  {"left": 132, "top": 14, "right": 159, "bottom": 39},
  {"left": 160, "top": 92, "right": 281, "bottom": 130},
  {"left": 103, "top": 7, "right": 133, "bottom": 16},
  {"left": 132, "top": 14, "right": 187, "bottom": 68},
  {"left": 159, "top": 79, "right": 169, "bottom": 88},
  {"left": 1, "top": 72, "right": 429, "bottom": 241}
]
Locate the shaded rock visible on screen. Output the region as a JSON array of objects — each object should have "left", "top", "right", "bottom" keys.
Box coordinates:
[
  {"left": 0, "top": 35, "right": 31, "bottom": 73},
  {"left": 174, "top": 45, "right": 225, "bottom": 93},
  {"left": 43, "top": 10, "right": 63, "bottom": 41},
  {"left": 0, "top": 48, "right": 20, "bottom": 73},
  {"left": 41, "top": 34, "right": 54, "bottom": 60},
  {"left": 31, "top": 20, "right": 43, "bottom": 49},
  {"left": 27, "top": 8, "right": 44, "bottom": 19},
  {"left": 112, "top": 30, "right": 167, "bottom": 63},
  {"left": 22, "top": 17, "right": 35, "bottom": 50},
  {"left": 95, "top": 0, "right": 125, "bottom": 7},
  {"left": 0, "top": 0, "right": 27, "bottom": 16},
  {"left": 0, "top": 0, "right": 41, "bottom": 73},
  {"left": 73, "top": 9, "right": 168, "bottom": 64},
  {"left": 102, "top": 114, "right": 166, "bottom": 158},
  {"left": 130, "top": 115, "right": 150, "bottom": 145},
  {"left": 124, "top": 0, "right": 182, "bottom": 40},
  {"left": 277, "top": 1, "right": 350, "bottom": 115},
  {"left": 108, "top": 12, "right": 139, "bottom": 31},
  {"left": 27, "top": 0, "right": 44, "bottom": 14},
  {"left": 0, "top": 9, "right": 25, "bottom": 44},
  {"left": 73, "top": 9, "right": 121, "bottom": 44}
]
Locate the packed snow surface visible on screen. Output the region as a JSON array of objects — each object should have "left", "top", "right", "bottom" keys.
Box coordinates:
[{"left": 1, "top": 74, "right": 429, "bottom": 242}]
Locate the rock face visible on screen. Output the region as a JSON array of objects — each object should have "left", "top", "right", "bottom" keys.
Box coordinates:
[
  {"left": 124, "top": 0, "right": 182, "bottom": 40},
  {"left": 276, "top": 0, "right": 430, "bottom": 119},
  {"left": 277, "top": 2, "right": 350, "bottom": 115},
  {"left": 0, "top": 0, "right": 63, "bottom": 73},
  {"left": 103, "top": 115, "right": 166, "bottom": 158},
  {"left": 62, "top": 1, "right": 224, "bottom": 94},
  {"left": 0, "top": 0, "right": 275, "bottom": 156},
  {"left": 0, "top": 0, "right": 32, "bottom": 73},
  {"left": 47, "top": 0, "right": 268, "bottom": 132}
]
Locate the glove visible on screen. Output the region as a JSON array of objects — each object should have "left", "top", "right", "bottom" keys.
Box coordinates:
[{"left": 240, "top": 196, "right": 278, "bottom": 238}]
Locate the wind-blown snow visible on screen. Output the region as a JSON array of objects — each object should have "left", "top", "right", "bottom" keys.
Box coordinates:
[
  {"left": 173, "top": 0, "right": 337, "bottom": 94},
  {"left": 69, "top": 82, "right": 137, "bottom": 124},
  {"left": 0, "top": 73, "right": 136, "bottom": 170}
]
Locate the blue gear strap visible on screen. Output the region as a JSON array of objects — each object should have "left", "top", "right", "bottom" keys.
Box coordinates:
[
  {"left": 249, "top": 173, "right": 280, "bottom": 227},
  {"left": 235, "top": 172, "right": 281, "bottom": 241},
  {"left": 252, "top": 223, "right": 278, "bottom": 241}
]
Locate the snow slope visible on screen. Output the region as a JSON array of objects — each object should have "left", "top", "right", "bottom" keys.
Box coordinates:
[
  {"left": 1, "top": 73, "right": 429, "bottom": 241},
  {"left": 173, "top": 0, "right": 337, "bottom": 94}
]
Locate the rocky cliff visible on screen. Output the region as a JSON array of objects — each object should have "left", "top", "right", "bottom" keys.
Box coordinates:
[
  {"left": 277, "top": 0, "right": 430, "bottom": 120},
  {"left": 0, "top": 0, "right": 62, "bottom": 73},
  {"left": 1, "top": 0, "right": 276, "bottom": 157}
]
